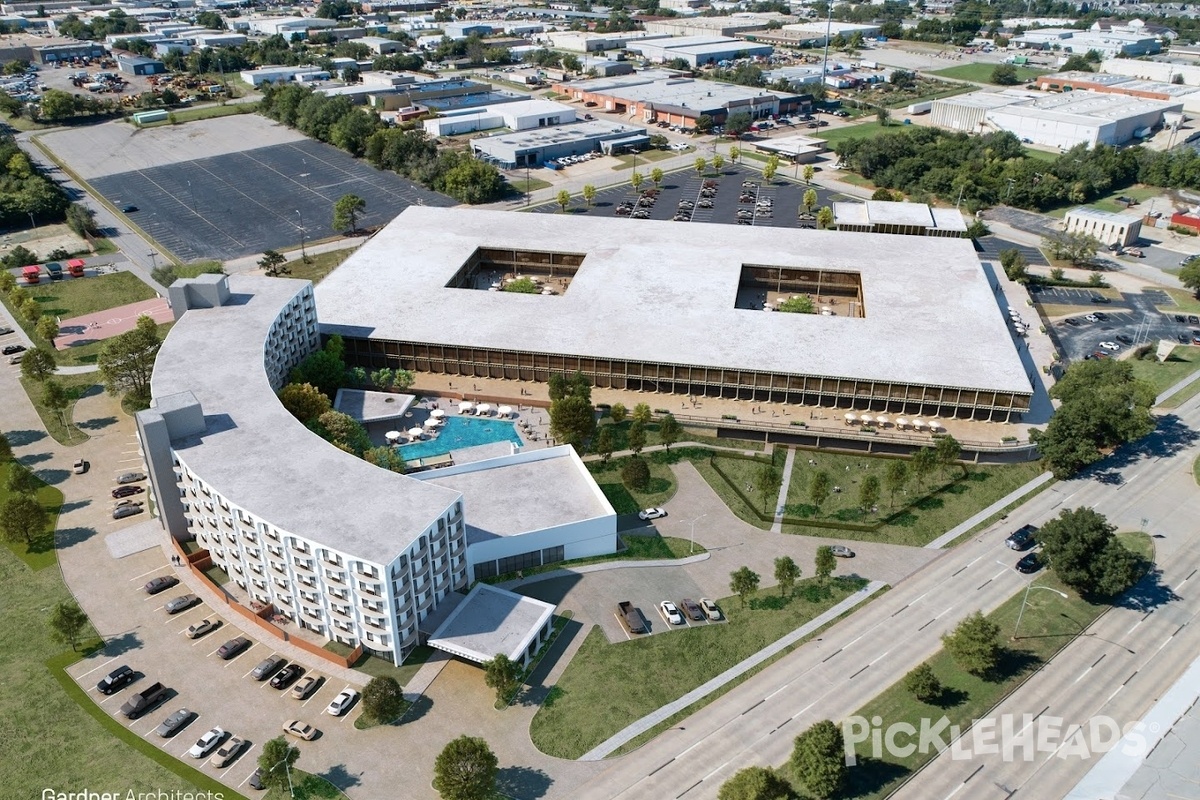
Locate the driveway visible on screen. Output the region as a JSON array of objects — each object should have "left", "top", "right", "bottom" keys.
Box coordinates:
[{"left": 1036, "top": 288, "right": 1196, "bottom": 363}]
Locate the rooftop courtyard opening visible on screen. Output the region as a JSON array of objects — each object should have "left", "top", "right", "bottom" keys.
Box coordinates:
[
  {"left": 445, "top": 246, "right": 586, "bottom": 295},
  {"left": 737, "top": 264, "right": 865, "bottom": 318}
]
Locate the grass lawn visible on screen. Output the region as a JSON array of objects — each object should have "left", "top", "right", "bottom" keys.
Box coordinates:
[
  {"left": 20, "top": 373, "right": 99, "bottom": 446},
  {"left": 263, "top": 769, "right": 341, "bottom": 799},
  {"left": 1129, "top": 348, "right": 1200, "bottom": 395},
  {"left": 818, "top": 121, "right": 900, "bottom": 146},
  {"left": 836, "top": 171, "right": 877, "bottom": 190},
  {"left": 509, "top": 176, "right": 553, "bottom": 193},
  {"left": 486, "top": 533, "right": 705, "bottom": 585},
  {"left": 323, "top": 641, "right": 436, "bottom": 688},
  {"left": 27, "top": 270, "right": 156, "bottom": 319},
  {"left": 610, "top": 149, "right": 677, "bottom": 169},
  {"left": 1160, "top": 288, "right": 1200, "bottom": 315},
  {"left": 931, "top": 63, "right": 1046, "bottom": 83},
  {"left": 529, "top": 576, "right": 868, "bottom": 760},
  {"left": 832, "top": 534, "right": 1153, "bottom": 800},
  {"left": 0, "top": 454, "right": 64, "bottom": 570},
  {"left": 1023, "top": 148, "right": 1059, "bottom": 163},
  {"left": 1163, "top": 377, "right": 1200, "bottom": 409},
  {"left": 698, "top": 451, "right": 1046, "bottom": 547},
  {"left": 1194, "top": 456, "right": 1200, "bottom": 485},
  {"left": 586, "top": 451, "right": 682, "bottom": 514},
  {"left": 1036, "top": 302, "right": 1095, "bottom": 317},
  {"left": 282, "top": 248, "right": 354, "bottom": 285}
]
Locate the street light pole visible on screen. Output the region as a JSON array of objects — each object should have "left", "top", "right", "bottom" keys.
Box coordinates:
[
  {"left": 1013, "top": 583, "right": 1069, "bottom": 640},
  {"left": 689, "top": 513, "right": 707, "bottom": 554},
  {"left": 295, "top": 209, "right": 307, "bottom": 262}
]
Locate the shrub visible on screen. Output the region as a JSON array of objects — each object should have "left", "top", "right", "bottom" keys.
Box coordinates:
[{"left": 620, "top": 457, "right": 650, "bottom": 490}]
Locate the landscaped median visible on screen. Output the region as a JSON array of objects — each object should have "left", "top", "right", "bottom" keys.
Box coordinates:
[{"left": 527, "top": 575, "right": 871, "bottom": 760}]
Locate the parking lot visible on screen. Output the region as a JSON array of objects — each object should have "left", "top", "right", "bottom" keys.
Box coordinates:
[
  {"left": 1034, "top": 286, "right": 1200, "bottom": 362},
  {"left": 976, "top": 235, "right": 1049, "bottom": 267},
  {"left": 531, "top": 163, "right": 855, "bottom": 228}
]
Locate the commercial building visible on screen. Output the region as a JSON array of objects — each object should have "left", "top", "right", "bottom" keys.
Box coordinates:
[
  {"left": 31, "top": 40, "right": 106, "bottom": 64},
  {"left": 774, "top": 21, "right": 881, "bottom": 47},
  {"left": 316, "top": 207, "right": 1033, "bottom": 421},
  {"left": 240, "top": 16, "right": 338, "bottom": 37},
  {"left": 1035, "top": 70, "right": 1200, "bottom": 113},
  {"left": 553, "top": 72, "right": 808, "bottom": 127},
  {"left": 1010, "top": 27, "right": 1160, "bottom": 58},
  {"left": 471, "top": 119, "right": 649, "bottom": 167},
  {"left": 627, "top": 35, "right": 774, "bottom": 67},
  {"left": 641, "top": 13, "right": 794, "bottom": 39},
  {"left": 137, "top": 272, "right": 616, "bottom": 667},
  {"left": 931, "top": 89, "right": 1180, "bottom": 149},
  {"left": 424, "top": 98, "right": 575, "bottom": 136},
  {"left": 1063, "top": 207, "right": 1143, "bottom": 247},
  {"left": 1100, "top": 58, "right": 1200, "bottom": 87},
  {"left": 443, "top": 21, "right": 494, "bottom": 39},
  {"left": 240, "top": 65, "right": 330, "bottom": 86},
  {"left": 833, "top": 201, "right": 967, "bottom": 238},
  {"left": 116, "top": 53, "right": 167, "bottom": 76},
  {"left": 349, "top": 35, "right": 404, "bottom": 54}
]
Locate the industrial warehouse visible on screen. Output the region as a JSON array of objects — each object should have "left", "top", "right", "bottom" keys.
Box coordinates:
[{"left": 315, "top": 207, "right": 1034, "bottom": 421}]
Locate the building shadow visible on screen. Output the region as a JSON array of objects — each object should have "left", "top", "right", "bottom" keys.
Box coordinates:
[
  {"left": 495, "top": 765, "right": 554, "bottom": 800},
  {"left": 514, "top": 574, "right": 582, "bottom": 606}
]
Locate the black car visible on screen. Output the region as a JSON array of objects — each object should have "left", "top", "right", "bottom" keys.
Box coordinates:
[
  {"left": 248, "top": 769, "right": 266, "bottom": 791},
  {"left": 1093, "top": 311, "right": 1108, "bottom": 321},
  {"left": 2, "top": 344, "right": 26, "bottom": 355},
  {"left": 269, "top": 663, "right": 304, "bottom": 690},
  {"left": 1175, "top": 314, "right": 1187, "bottom": 323},
  {"left": 1015, "top": 552, "right": 1042, "bottom": 574},
  {"left": 1190, "top": 315, "right": 1200, "bottom": 325},
  {"left": 1090, "top": 295, "right": 1110, "bottom": 304},
  {"left": 217, "top": 636, "right": 250, "bottom": 660},
  {"left": 120, "top": 204, "right": 138, "bottom": 213},
  {"left": 97, "top": 664, "right": 136, "bottom": 694},
  {"left": 1115, "top": 334, "right": 1133, "bottom": 345},
  {"left": 1063, "top": 318, "right": 1081, "bottom": 327},
  {"left": 1179, "top": 333, "right": 1191, "bottom": 344},
  {"left": 1005, "top": 524, "right": 1038, "bottom": 551},
  {"left": 144, "top": 575, "right": 179, "bottom": 595}
]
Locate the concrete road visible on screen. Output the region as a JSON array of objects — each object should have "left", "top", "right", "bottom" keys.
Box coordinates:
[{"left": 569, "top": 403, "right": 1200, "bottom": 800}]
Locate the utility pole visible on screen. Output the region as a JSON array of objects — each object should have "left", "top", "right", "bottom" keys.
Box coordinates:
[
  {"left": 295, "top": 210, "right": 308, "bottom": 262},
  {"left": 820, "top": 2, "right": 833, "bottom": 92}
]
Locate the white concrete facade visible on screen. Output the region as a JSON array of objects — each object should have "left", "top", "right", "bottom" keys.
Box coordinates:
[{"left": 1064, "top": 207, "right": 1143, "bottom": 247}]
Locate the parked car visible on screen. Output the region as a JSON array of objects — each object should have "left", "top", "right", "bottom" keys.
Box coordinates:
[
  {"left": 699, "top": 598, "right": 722, "bottom": 621},
  {"left": 72, "top": 459, "right": 88, "bottom": 474},
  {"left": 186, "top": 618, "right": 221, "bottom": 639},
  {"left": 1099, "top": 341, "right": 1121, "bottom": 351},
  {"left": 144, "top": 575, "right": 178, "bottom": 595},
  {"left": 326, "top": 688, "right": 359, "bottom": 716},
  {"left": 248, "top": 769, "right": 266, "bottom": 791},
  {"left": 2, "top": 344, "right": 26, "bottom": 355},
  {"left": 291, "top": 675, "right": 319, "bottom": 700},
  {"left": 210, "top": 735, "right": 245, "bottom": 768},
  {"left": 660, "top": 600, "right": 684, "bottom": 625},
  {"left": 680, "top": 598, "right": 705, "bottom": 622},
  {"left": 96, "top": 664, "right": 135, "bottom": 695},
  {"left": 120, "top": 204, "right": 138, "bottom": 213},
  {"left": 113, "top": 504, "right": 144, "bottom": 519},
  {"left": 112, "top": 485, "right": 144, "bottom": 498},
  {"left": 251, "top": 655, "right": 286, "bottom": 681},
  {"left": 1084, "top": 314, "right": 1099, "bottom": 323},
  {"left": 1015, "top": 552, "right": 1042, "bottom": 574},
  {"left": 283, "top": 720, "right": 318, "bottom": 740},
  {"left": 0, "top": 326, "right": 13, "bottom": 335},
  {"left": 829, "top": 545, "right": 855, "bottom": 558},
  {"left": 270, "top": 663, "right": 305, "bottom": 690},
  {"left": 1090, "top": 295, "right": 1110, "bottom": 304},
  {"left": 1190, "top": 315, "right": 1200, "bottom": 325},
  {"left": 1176, "top": 314, "right": 1188, "bottom": 323},
  {"left": 638, "top": 507, "right": 667, "bottom": 520},
  {"left": 1005, "top": 524, "right": 1037, "bottom": 550},
  {"left": 187, "top": 726, "right": 225, "bottom": 758},
  {"left": 1063, "top": 318, "right": 1081, "bottom": 326},
  {"left": 155, "top": 707, "right": 194, "bottom": 738},
  {"left": 165, "top": 594, "right": 200, "bottom": 614},
  {"left": 116, "top": 471, "right": 146, "bottom": 484},
  {"left": 1179, "top": 333, "right": 1192, "bottom": 344},
  {"left": 1115, "top": 334, "right": 1133, "bottom": 345},
  {"left": 217, "top": 636, "right": 250, "bottom": 660},
  {"left": 1094, "top": 311, "right": 1109, "bottom": 321}
]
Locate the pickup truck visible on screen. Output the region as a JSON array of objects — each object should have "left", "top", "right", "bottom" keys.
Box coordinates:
[
  {"left": 617, "top": 601, "right": 647, "bottom": 634},
  {"left": 120, "top": 681, "right": 169, "bottom": 719}
]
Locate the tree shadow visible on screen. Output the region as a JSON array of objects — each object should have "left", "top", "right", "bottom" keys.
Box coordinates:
[
  {"left": 496, "top": 766, "right": 554, "bottom": 800},
  {"left": 59, "top": 499, "right": 92, "bottom": 513},
  {"left": 80, "top": 383, "right": 105, "bottom": 398},
  {"left": 1104, "top": 415, "right": 1200, "bottom": 469},
  {"left": 20, "top": 452, "right": 54, "bottom": 465},
  {"left": 989, "top": 648, "right": 1041, "bottom": 683},
  {"left": 35, "top": 468, "right": 71, "bottom": 486},
  {"left": 319, "top": 764, "right": 362, "bottom": 793},
  {"left": 913, "top": 496, "right": 944, "bottom": 511},
  {"left": 6, "top": 429, "right": 47, "bottom": 446},
  {"left": 77, "top": 415, "right": 119, "bottom": 431},
  {"left": 57, "top": 526, "right": 97, "bottom": 548},
  {"left": 96, "top": 630, "right": 145, "bottom": 657},
  {"left": 928, "top": 686, "right": 968, "bottom": 709},
  {"left": 841, "top": 757, "right": 911, "bottom": 798},
  {"left": 1114, "top": 568, "right": 1180, "bottom": 613},
  {"left": 399, "top": 694, "right": 433, "bottom": 725}
]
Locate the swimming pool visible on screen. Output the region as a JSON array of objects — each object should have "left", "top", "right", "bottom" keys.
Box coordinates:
[{"left": 398, "top": 416, "right": 523, "bottom": 460}]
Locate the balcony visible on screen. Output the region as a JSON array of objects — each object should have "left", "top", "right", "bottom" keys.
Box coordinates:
[
  {"left": 324, "top": 570, "right": 346, "bottom": 586},
  {"left": 361, "top": 617, "right": 390, "bottom": 636},
  {"left": 292, "top": 559, "right": 315, "bottom": 574}
]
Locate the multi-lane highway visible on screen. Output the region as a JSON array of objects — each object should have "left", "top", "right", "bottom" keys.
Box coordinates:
[{"left": 571, "top": 403, "right": 1200, "bottom": 800}]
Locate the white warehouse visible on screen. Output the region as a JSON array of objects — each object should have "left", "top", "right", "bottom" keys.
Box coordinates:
[{"left": 424, "top": 98, "right": 576, "bottom": 137}]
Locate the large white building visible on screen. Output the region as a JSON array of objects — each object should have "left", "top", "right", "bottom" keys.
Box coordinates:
[
  {"left": 137, "top": 273, "right": 616, "bottom": 667},
  {"left": 1010, "top": 27, "right": 1161, "bottom": 58},
  {"left": 1063, "top": 207, "right": 1143, "bottom": 247},
  {"left": 424, "top": 98, "right": 575, "bottom": 137}
]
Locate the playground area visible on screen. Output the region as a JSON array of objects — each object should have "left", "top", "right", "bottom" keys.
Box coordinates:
[{"left": 55, "top": 297, "right": 173, "bottom": 350}]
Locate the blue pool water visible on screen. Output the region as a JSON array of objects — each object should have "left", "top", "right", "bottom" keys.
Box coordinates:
[{"left": 398, "top": 416, "right": 523, "bottom": 460}]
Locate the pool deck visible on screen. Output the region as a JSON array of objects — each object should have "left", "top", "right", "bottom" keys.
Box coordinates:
[{"left": 364, "top": 398, "right": 560, "bottom": 462}]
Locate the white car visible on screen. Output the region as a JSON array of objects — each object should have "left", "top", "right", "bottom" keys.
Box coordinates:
[
  {"left": 638, "top": 508, "right": 667, "bottom": 521},
  {"left": 187, "top": 726, "right": 225, "bottom": 759},
  {"left": 326, "top": 688, "right": 359, "bottom": 716},
  {"left": 1099, "top": 341, "right": 1121, "bottom": 351},
  {"left": 1084, "top": 314, "right": 1099, "bottom": 323},
  {"left": 660, "top": 601, "right": 684, "bottom": 625},
  {"left": 699, "top": 598, "right": 722, "bottom": 621}
]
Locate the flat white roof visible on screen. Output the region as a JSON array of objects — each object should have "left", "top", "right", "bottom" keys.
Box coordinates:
[
  {"left": 1065, "top": 206, "right": 1142, "bottom": 224},
  {"left": 314, "top": 207, "right": 1032, "bottom": 396},
  {"left": 332, "top": 389, "right": 416, "bottom": 424},
  {"left": 428, "top": 583, "right": 556, "bottom": 664}
]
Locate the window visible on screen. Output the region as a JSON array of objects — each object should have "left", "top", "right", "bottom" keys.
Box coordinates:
[{"left": 497, "top": 549, "right": 542, "bottom": 576}]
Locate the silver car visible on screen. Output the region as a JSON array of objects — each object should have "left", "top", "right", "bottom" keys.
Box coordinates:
[
  {"left": 116, "top": 471, "right": 147, "bottom": 484},
  {"left": 155, "top": 707, "right": 194, "bottom": 738}
]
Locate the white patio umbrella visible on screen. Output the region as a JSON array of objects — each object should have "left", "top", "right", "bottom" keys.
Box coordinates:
[
  {"left": 875, "top": 414, "right": 889, "bottom": 427},
  {"left": 927, "top": 420, "right": 942, "bottom": 431},
  {"left": 497, "top": 405, "right": 513, "bottom": 418},
  {"left": 844, "top": 412, "right": 858, "bottom": 424},
  {"left": 430, "top": 409, "right": 445, "bottom": 419},
  {"left": 423, "top": 418, "right": 439, "bottom": 428},
  {"left": 408, "top": 426, "right": 424, "bottom": 439},
  {"left": 895, "top": 418, "right": 909, "bottom": 429},
  {"left": 458, "top": 401, "right": 474, "bottom": 413},
  {"left": 385, "top": 430, "right": 402, "bottom": 443},
  {"left": 859, "top": 414, "right": 874, "bottom": 425},
  {"left": 911, "top": 419, "right": 926, "bottom": 430},
  {"left": 475, "top": 403, "right": 492, "bottom": 416}
]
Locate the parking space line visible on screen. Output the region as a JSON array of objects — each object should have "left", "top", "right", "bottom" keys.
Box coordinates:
[
  {"left": 129, "top": 566, "right": 166, "bottom": 582},
  {"left": 222, "top": 742, "right": 257, "bottom": 780},
  {"left": 77, "top": 656, "right": 119, "bottom": 679}
]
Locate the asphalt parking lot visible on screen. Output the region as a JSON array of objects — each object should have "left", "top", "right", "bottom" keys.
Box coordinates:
[
  {"left": 1035, "top": 286, "right": 1200, "bottom": 362},
  {"left": 531, "top": 163, "right": 855, "bottom": 228},
  {"left": 89, "top": 138, "right": 455, "bottom": 262},
  {"left": 976, "top": 235, "right": 1049, "bottom": 267}
]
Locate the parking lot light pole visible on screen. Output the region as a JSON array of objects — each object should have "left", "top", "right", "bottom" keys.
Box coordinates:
[
  {"left": 295, "top": 209, "right": 308, "bottom": 263},
  {"left": 689, "top": 513, "right": 707, "bottom": 554},
  {"left": 1013, "top": 583, "right": 1068, "bottom": 641}
]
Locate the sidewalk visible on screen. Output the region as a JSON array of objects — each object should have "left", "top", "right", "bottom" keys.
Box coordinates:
[{"left": 923, "top": 470, "right": 1055, "bottom": 549}]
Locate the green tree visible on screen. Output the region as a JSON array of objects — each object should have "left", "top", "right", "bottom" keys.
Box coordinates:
[
  {"left": 1062, "top": 54, "right": 1094, "bottom": 72},
  {"left": 289, "top": 334, "right": 347, "bottom": 399},
  {"left": 48, "top": 599, "right": 89, "bottom": 651},
  {"left": 774, "top": 555, "right": 800, "bottom": 597},
  {"left": 650, "top": 167, "right": 664, "bottom": 188},
  {"left": 763, "top": 159, "right": 777, "bottom": 183},
  {"left": 594, "top": 425, "right": 614, "bottom": 462},
  {"left": 803, "top": 163, "right": 815, "bottom": 184},
  {"left": 991, "top": 64, "right": 1020, "bottom": 85},
  {"left": 631, "top": 403, "right": 652, "bottom": 424},
  {"left": 718, "top": 766, "right": 793, "bottom": 800},
  {"left": 258, "top": 249, "right": 289, "bottom": 277},
  {"left": 809, "top": 470, "right": 831, "bottom": 509},
  {"left": 790, "top": 719, "right": 846, "bottom": 799},
  {"left": 333, "top": 193, "right": 367, "bottom": 233},
  {"left": 999, "top": 249, "right": 1029, "bottom": 283},
  {"left": 41, "top": 379, "right": 70, "bottom": 428},
  {"left": 277, "top": 382, "right": 331, "bottom": 423},
  {"left": 627, "top": 419, "right": 646, "bottom": 454},
  {"left": 630, "top": 171, "right": 644, "bottom": 192},
  {"left": 712, "top": 153, "right": 725, "bottom": 172},
  {"left": 942, "top": 610, "right": 1002, "bottom": 676},
  {"left": 97, "top": 315, "right": 161, "bottom": 408},
  {"left": 65, "top": 203, "right": 99, "bottom": 237},
  {"left": 729, "top": 566, "right": 760, "bottom": 607},
  {"left": 876, "top": 105, "right": 891, "bottom": 126},
  {"left": 362, "top": 675, "right": 405, "bottom": 722},
  {"left": 36, "top": 315, "right": 59, "bottom": 344},
  {"left": 549, "top": 394, "right": 596, "bottom": 452},
  {"left": 315, "top": 410, "right": 371, "bottom": 455},
  {"left": 776, "top": 295, "right": 814, "bottom": 313},
  {"left": 562, "top": 53, "right": 582, "bottom": 72},
  {"left": 257, "top": 737, "right": 300, "bottom": 793},
  {"left": 934, "top": 434, "right": 961, "bottom": 477},
  {"left": 1038, "top": 507, "right": 1141, "bottom": 598},
  {"left": 858, "top": 474, "right": 880, "bottom": 511},
  {"left": 911, "top": 447, "right": 939, "bottom": 490},
  {"left": 904, "top": 662, "right": 943, "bottom": 703},
  {"left": 363, "top": 446, "right": 407, "bottom": 473},
  {"left": 694, "top": 156, "right": 707, "bottom": 177},
  {"left": 433, "top": 735, "right": 498, "bottom": 800},
  {"left": 621, "top": 456, "right": 650, "bottom": 490},
  {"left": 609, "top": 403, "right": 627, "bottom": 424},
  {"left": 39, "top": 89, "right": 78, "bottom": 121},
  {"left": 885, "top": 459, "right": 908, "bottom": 506},
  {"left": 0, "top": 493, "right": 46, "bottom": 545},
  {"left": 0, "top": 432, "right": 10, "bottom": 462},
  {"left": 816, "top": 206, "right": 834, "bottom": 230},
  {"left": 483, "top": 653, "right": 522, "bottom": 705},
  {"left": 582, "top": 183, "right": 597, "bottom": 208},
  {"left": 20, "top": 346, "right": 56, "bottom": 383},
  {"left": 803, "top": 188, "right": 818, "bottom": 212},
  {"left": 814, "top": 545, "right": 836, "bottom": 584},
  {"left": 729, "top": 145, "right": 740, "bottom": 164},
  {"left": 21, "top": 296, "right": 42, "bottom": 323},
  {"left": 556, "top": 189, "right": 571, "bottom": 212},
  {"left": 1179, "top": 259, "right": 1200, "bottom": 296},
  {"left": 657, "top": 413, "right": 682, "bottom": 450},
  {"left": 7, "top": 462, "right": 41, "bottom": 495},
  {"left": 754, "top": 464, "right": 781, "bottom": 512}
]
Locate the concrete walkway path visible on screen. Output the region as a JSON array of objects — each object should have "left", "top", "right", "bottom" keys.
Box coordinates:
[
  {"left": 771, "top": 446, "right": 796, "bottom": 533},
  {"left": 581, "top": 440, "right": 767, "bottom": 463},
  {"left": 1156, "top": 366, "right": 1200, "bottom": 407},
  {"left": 493, "top": 552, "right": 711, "bottom": 593},
  {"left": 579, "top": 579, "right": 887, "bottom": 761},
  {"left": 923, "top": 470, "right": 1055, "bottom": 549}
]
